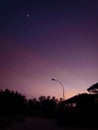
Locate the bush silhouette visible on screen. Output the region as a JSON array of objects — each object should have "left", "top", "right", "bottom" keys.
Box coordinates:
[{"left": 0, "top": 89, "right": 27, "bottom": 116}]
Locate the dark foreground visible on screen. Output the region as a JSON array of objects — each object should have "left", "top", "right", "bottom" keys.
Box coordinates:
[{"left": 1, "top": 117, "right": 98, "bottom": 130}]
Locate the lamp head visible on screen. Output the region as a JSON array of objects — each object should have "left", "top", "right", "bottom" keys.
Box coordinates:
[{"left": 51, "top": 78, "right": 55, "bottom": 81}]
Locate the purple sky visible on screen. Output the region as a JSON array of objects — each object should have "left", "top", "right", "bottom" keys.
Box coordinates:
[{"left": 0, "top": 0, "right": 98, "bottom": 99}]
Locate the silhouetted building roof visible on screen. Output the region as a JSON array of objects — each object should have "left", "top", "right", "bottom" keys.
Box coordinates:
[
  {"left": 87, "top": 82, "right": 98, "bottom": 93},
  {"left": 60, "top": 93, "right": 98, "bottom": 107}
]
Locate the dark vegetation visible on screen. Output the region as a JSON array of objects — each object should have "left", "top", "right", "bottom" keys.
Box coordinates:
[
  {"left": 0, "top": 82, "right": 98, "bottom": 128},
  {"left": 0, "top": 89, "right": 27, "bottom": 116}
]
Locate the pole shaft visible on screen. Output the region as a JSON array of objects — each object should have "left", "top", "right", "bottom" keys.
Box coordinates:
[{"left": 54, "top": 79, "right": 65, "bottom": 100}]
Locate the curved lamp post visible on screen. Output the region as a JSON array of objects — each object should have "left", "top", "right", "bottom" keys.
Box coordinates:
[{"left": 51, "top": 78, "right": 65, "bottom": 100}]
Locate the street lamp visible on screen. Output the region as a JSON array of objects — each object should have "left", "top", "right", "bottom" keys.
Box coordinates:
[{"left": 51, "top": 78, "right": 65, "bottom": 100}]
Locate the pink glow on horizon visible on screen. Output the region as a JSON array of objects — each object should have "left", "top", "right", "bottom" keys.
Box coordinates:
[{"left": 0, "top": 6, "right": 98, "bottom": 100}]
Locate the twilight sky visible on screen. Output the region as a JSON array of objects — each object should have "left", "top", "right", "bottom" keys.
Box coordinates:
[{"left": 0, "top": 0, "right": 98, "bottom": 100}]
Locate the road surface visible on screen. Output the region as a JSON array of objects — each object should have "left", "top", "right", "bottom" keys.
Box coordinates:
[{"left": 2, "top": 117, "right": 98, "bottom": 130}]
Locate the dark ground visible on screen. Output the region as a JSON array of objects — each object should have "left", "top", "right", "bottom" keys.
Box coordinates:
[{"left": 1, "top": 117, "right": 98, "bottom": 130}]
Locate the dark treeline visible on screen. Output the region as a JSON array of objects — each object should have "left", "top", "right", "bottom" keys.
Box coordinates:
[
  {"left": 0, "top": 82, "right": 98, "bottom": 127},
  {"left": 0, "top": 89, "right": 27, "bottom": 116},
  {"left": 0, "top": 89, "right": 58, "bottom": 117},
  {"left": 28, "top": 95, "right": 58, "bottom": 117}
]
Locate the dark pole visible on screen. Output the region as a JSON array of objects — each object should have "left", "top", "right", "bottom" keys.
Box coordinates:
[{"left": 51, "top": 78, "right": 65, "bottom": 100}]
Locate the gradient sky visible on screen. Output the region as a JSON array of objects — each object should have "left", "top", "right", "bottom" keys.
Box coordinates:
[{"left": 0, "top": 0, "right": 98, "bottom": 100}]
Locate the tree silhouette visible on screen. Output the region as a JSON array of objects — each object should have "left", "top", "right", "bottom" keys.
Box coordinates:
[
  {"left": 0, "top": 89, "right": 28, "bottom": 115},
  {"left": 38, "top": 95, "right": 57, "bottom": 117},
  {"left": 27, "top": 98, "right": 40, "bottom": 116}
]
